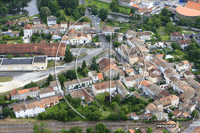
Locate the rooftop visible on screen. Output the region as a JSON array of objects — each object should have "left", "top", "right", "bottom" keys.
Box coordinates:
[{"left": 39, "top": 86, "right": 55, "bottom": 95}]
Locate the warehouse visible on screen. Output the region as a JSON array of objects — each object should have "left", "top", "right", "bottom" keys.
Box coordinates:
[{"left": 0, "top": 56, "right": 47, "bottom": 71}]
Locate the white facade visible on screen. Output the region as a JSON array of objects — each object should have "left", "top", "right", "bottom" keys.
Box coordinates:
[
  {"left": 88, "top": 72, "right": 99, "bottom": 83},
  {"left": 14, "top": 106, "right": 45, "bottom": 118},
  {"left": 92, "top": 85, "right": 117, "bottom": 96},
  {"left": 24, "top": 29, "right": 32, "bottom": 38},
  {"left": 141, "top": 1, "right": 153, "bottom": 8},
  {"left": 39, "top": 91, "right": 55, "bottom": 98},
  {"left": 52, "top": 35, "right": 61, "bottom": 40}
]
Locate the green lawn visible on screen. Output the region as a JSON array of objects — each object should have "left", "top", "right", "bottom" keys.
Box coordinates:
[
  {"left": 85, "top": 0, "right": 131, "bottom": 14},
  {"left": 0, "top": 77, "right": 13, "bottom": 82},
  {"left": 161, "top": 36, "right": 170, "bottom": 41},
  {"left": 157, "top": 26, "right": 170, "bottom": 41},
  {"left": 65, "top": 16, "right": 76, "bottom": 22}
]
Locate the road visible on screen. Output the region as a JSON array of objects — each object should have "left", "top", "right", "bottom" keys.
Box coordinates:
[{"left": 0, "top": 48, "right": 104, "bottom": 93}]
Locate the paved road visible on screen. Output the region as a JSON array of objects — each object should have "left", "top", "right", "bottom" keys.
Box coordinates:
[{"left": 0, "top": 48, "right": 104, "bottom": 93}]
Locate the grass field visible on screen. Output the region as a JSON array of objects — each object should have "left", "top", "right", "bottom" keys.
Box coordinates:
[
  {"left": 157, "top": 26, "right": 170, "bottom": 41},
  {"left": 0, "top": 77, "right": 13, "bottom": 82},
  {"left": 65, "top": 16, "right": 76, "bottom": 22},
  {"left": 85, "top": 0, "right": 131, "bottom": 13}
]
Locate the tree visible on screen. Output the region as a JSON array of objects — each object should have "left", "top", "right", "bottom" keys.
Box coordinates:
[
  {"left": 90, "top": 63, "right": 98, "bottom": 71},
  {"left": 31, "top": 35, "right": 36, "bottom": 43},
  {"left": 69, "top": 126, "right": 83, "bottom": 133},
  {"left": 21, "top": 0, "right": 29, "bottom": 11},
  {"left": 112, "top": 94, "right": 121, "bottom": 104},
  {"left": 39, "top": 7, "right": 51, "bottom": 24},
  {"left": 19, "top": 29, "right": 24, "bottom": 36},
  {"left": 96, "top": 92, "right": 109, "bottom": 103},
  {"left": 33, "top": 122, "right": 52, "bottom": 133},
  {"left": 130, "top": 8, "right": 135, "bottom": 14},
  {"left": 46, "top": 33, "right": 52, "bottom": 40},
  {"left": 114, "top": 128, "right": 126, "bottom": 133},
  {"left": 47, "top": 74, "right": 53, "bottom": 85},
  {"left": 2, "top": 107, "right": 10, "bottom": 117},
  {"left": 162, "top": 130, "right": 169, "bottom": 133},
  {"left": 6, "top": 54, "right": 12, "bottom": 59},
  {"left": 161, "top": 8, "right": 170, "bottom": 17},
  {"left": 152, "top": 115, "right": 157, "bottom": 121},
  {"left": 23, "top": 81, "right": 38, "bottom": 89},
  {"left": 65, "top": 70, "right": 77, "bottom": 80},
  {"left": 64, "top": 48, "right": 73, "bottom": 63},
  {"left": 81, "top": 60, "right": 86, "bottom": 70},
  {"left": 147, "top": 127, "right": 153, "bottom": 133},
  {"left": 110, "top": 0, "right": 119, "bottom": 12},
  {"left": 58, "top": 74, "right": 67, "bottom": 86},
  {"left": 1, "top": 27, "right": 8, "bottom": 32},
  {"left": 95, "top": 122, "right": 107, "bottom": 133},
  {"left": 191, "top": 110, "right": 199, "bottom": 118},
  {"left": 113, "top": 41, "right": 121, "bottom": 47},
  {"left": 171, "top": 42, "right": 181, "bottom": 50},
  {"left": 91, "top": 5, "right": 98, "bottom": 15},
  {"left": 98, "top": 8, "right": 108, "bottom": 21},
  {"left": 168, "top": 112, "right": 174, "bottom": 118},
  {"left": 0, "top": 1, "right": 8, "bottom": 16},
  {"left": 77, "top": 4, "right": 86, "bottom": 16},
  {"left": 86, "top": 127, "right": 94, "bottom": 133},
  {"left": 51, "top": 0, "right": 60, "bottom": 14}
]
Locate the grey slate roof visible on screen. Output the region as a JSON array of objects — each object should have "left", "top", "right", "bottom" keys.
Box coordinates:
[
  {"left": 33, "top": 56, "right": 46, "bottom": 63},
  {"left": 1, "top": 58, "right": 33, "bottom": 65}
]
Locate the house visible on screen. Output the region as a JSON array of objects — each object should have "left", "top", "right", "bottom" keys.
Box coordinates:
[
  {"left": 101, "top": 25, "right": 114, "bottom": 35},
  {"left": 118, "top": 0, "right": 132, "bottom": 6},
  {"left": 145, "top": 103, "right": 157, "bottom": 114},
  {"left": 118, "top": 69, "right": 125, "bottom": 81},
  {"left": 116, "top": 80, "right": 129, "bottom": 98},
  {"left": 64, "top": 77, "right": 92, "bottom": 90},
  {"left": 118, "top": 33, "right": 123, "bottom": 42},
  {"left": 13, "top": 101, "right": 45, "bottom": 118},
  {"left": 159, "top": 121, "right": 179, "bottom": 133},
  {"left": 172, "top": 80, "right": 194, "bottom": 94},
  {"left": 160, "top": 95, "right": 179, "bottom": 110},
  {"left": 10, "top": 87, "right": 39, "bottom": 100},
  {"left": 170, "top": 31, "right": 183, "bottom": 41},
  {"left": 41, "top": 96, "right": 60, "bottom": 108},
  {"left": 51, "top": 33, "right": 62, "bottom": 40},
  {"left": 128, "top": 129, "right": 136, "bottom": 133},
  {"left": 5, "top": 21, "right": 15, "bottom": 26},
  {"left": 130, "top": 112, "right": 139, "bottom": 120},
  {"left": 47, "top": 15, "right": 57, "bottom": 26},
  {"left": 191, "top": 127, "right": 200, "bottom": 133},
  {"left": 98, "top": 58, "right": 119, "bottom": 79},
  {"left": 60, "top": 22, "right": 68, "bottom": 28},
  {"left": 31, "top": 17, "right": 41, "bottom": 24},
  {"left": 18, "top": 18, "right": 29, "bottom": 25},
  {"left": 184, "top": 70, "right": 195, "bottom": 79},
  {"left": 125, "top": 68, "right": 135, "bottom": 76},
  {"left": 127, "top": 37, "right": 145, "bottom": 47},
  {"left": 70, "top": 89, "right": 94, "bottom": 104},
  {"left": 125, "top": 30, "right": 137, "bottom": 39},
  {"left": 23, "top": 24, "right": 32, "bottom": 38},
  {"left": 0, "top": 43, "right": 66, "bottom": 60},
  {"left": 62, "top": 29, "right": 91, "bottom": 45},
  {"left": 185, "top": 78, "right": 200, "bottom": 88},
  {"left": 141, "top": 1, "right": 154, "bottom": 8},
  {"left": 81, "top": 27, "right": 96, "bottom": 34},
  {"left": 172, "top": 110, "right": 182, "bottom": 118},
  {"left": 88, "top": 71, "right": 99, "bottom": 83},
  {"left": 124, "top": 75, "right": 143, "bottom": 88},
  {"left": 163, "top": 68, "right": 179, "bottom": 84},
  {"left": 137, "top": 32, "right": 151, "bottom": 41},
  {"left": 39, "top": 86, "right": 55, "bottom": 98},
  {"left": 139, "top": 80, "right": 161, "bottom": 97},
  {"left": 135, "top": 7, "right": 149, "bottom": 15},
  {"left": 129, "top": 54, "right": 139, "bottom": 65},
  {"left": 179, "top": 39, "right": 191, "bottom": 49},
  {"left": 50, "top": 80, "right": 62, "bottom": 92},
  {"left": 92, "top": 81, "right": 117, "bottom": 96},
  {"left": 98, "top": 72, "right": 104, "bottom": 81},
  {"left": 69, "top": 22, "right": 90, "bottom": 30}
]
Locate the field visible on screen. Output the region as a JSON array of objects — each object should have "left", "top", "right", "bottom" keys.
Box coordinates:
[
  {"left": 0, "top": 77, "right": 13, "bottom": 82},
  {"left": 65, "top": 16, "right": 76, "bottom": 22},
  {"left": 85, "top": 0, "right": 131, "bottom": 14},
  {"left": 157, "top": 26, "right": 170, "bottom": 41}
]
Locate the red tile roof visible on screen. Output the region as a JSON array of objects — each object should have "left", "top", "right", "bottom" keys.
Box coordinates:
[
  {"left": 0, "top": 43, "right": 66, "bottom": 57},
  {"left": 185, "top": 1, "right": 200, "bottom": 11}
]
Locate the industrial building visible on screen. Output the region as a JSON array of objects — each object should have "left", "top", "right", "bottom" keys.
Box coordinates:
[{"left": 0, "top": 56, "right": 47, "bottom": 71}]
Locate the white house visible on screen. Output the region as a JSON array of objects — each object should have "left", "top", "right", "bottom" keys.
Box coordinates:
[
  {"left": 118, "top": 33, "right": 123, "bottom": 42},
  {"left": 50, "top": 80, "right": 62, "bottom": 92},
  {"left": 101, "top": 25, "right": 114, "bottom": 35},
  {"left": 170, "top": 32, "right": 183, "bottom": 41},
  {"left": 23, "top": 24, "right": 32, "bottom": 38},
  {"left": 130, "top": 112, "right": 139, "bottom": 120},
  {"left": 137, "top": 32, "right": 151, "bottom": 41},
  {"left": 39, "top": 86, "right": 55, "bottom": 98},
  {"left": 92, "top": 81, "right": 117, "bottom": 96},
  {"left": 123, "top": 75, "right": 142, "bottom": 88},
  {"left": 47, "top": 15, "right": 57, "bottom": 26},
  {"left": 51, "top": 34, "right": 62, "bottom": 40},
  {"left": 179, "top": 39, "right": 191, "bottom": 50},
  {"left": 141, "top": 1, "right": 153, "bottom": 8},
  {"left": 125, "top": 30, "right": 137, "bottom": 39},
  {"left": 88, "top": 71, "right": 99, "bottom": 83},
  {"left": 64, "top": 77, "right": 92, "bottom": 90},
  {"left": 69, "top": 22, "right": 90, "bottom": 30},
  {"left": 13, "top": 101, "right": 45, "bottom": 118},
  {"left": 176, "top": 60, "right": 190, "bottom": 72}
]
